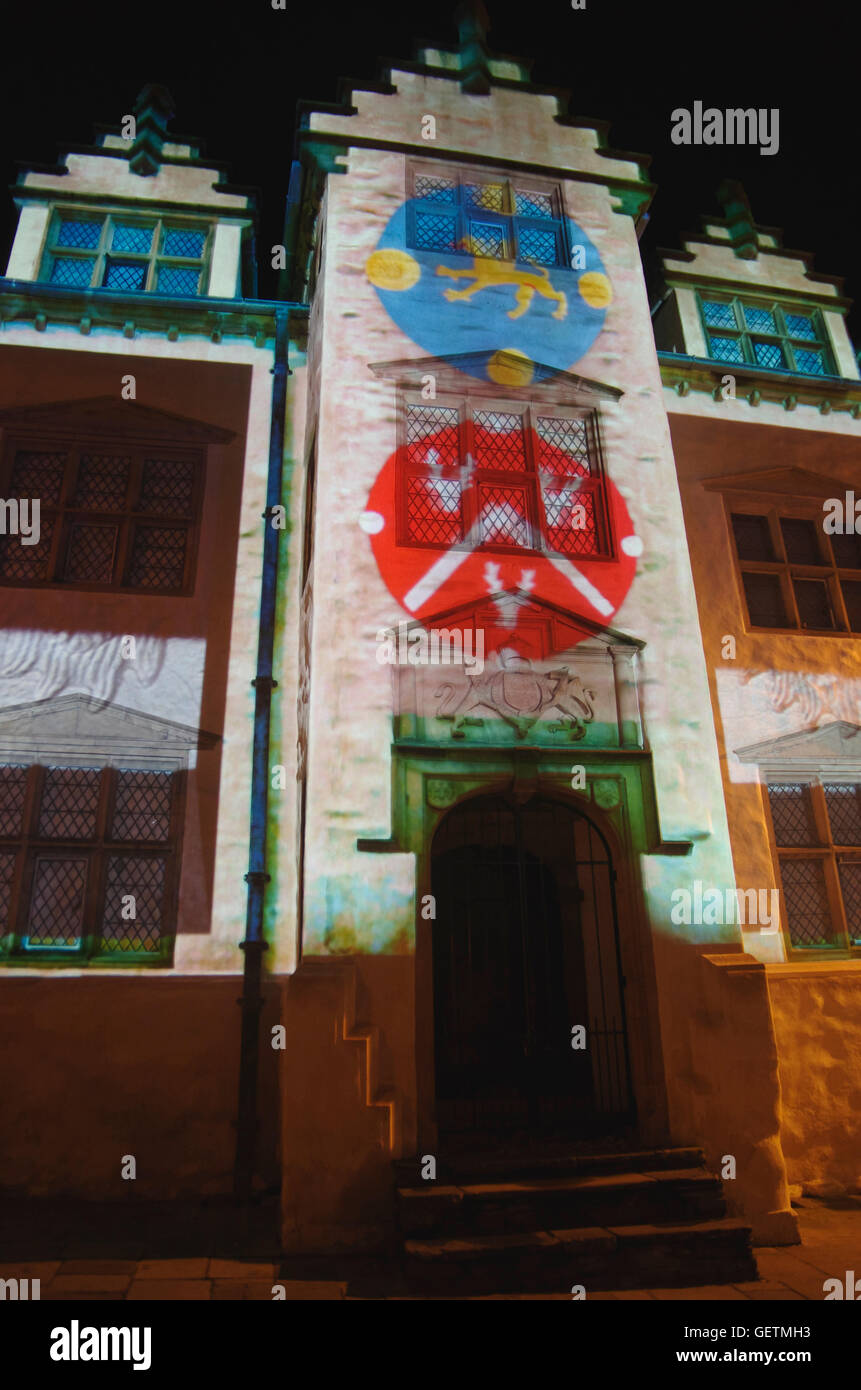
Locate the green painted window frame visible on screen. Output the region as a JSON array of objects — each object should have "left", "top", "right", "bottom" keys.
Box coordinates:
[
  {"left": 696, "top": 293, "right": 835, "bottom": 376},
  {"left": 42, "top": 210, "right": 212, "bottom": 296},
  {"left": 0, "top": 763, "right": 184, "bottom": 966}
]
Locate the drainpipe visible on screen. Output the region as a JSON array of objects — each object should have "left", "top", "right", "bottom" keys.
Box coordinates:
[{"left": 233, "top": 303, "right": 290, "bottom": 1203}]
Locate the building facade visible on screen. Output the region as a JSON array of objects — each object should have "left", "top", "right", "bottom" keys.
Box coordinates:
[{"left": 1, "top": 11, "right": 858, "bottom": 1272}]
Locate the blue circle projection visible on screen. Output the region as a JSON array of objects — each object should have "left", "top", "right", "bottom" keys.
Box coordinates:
[{"left": 365, "top": 201, "right": 612, "bottom": 384}]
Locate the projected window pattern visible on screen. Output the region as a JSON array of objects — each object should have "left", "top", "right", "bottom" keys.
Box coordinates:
[
  {"left": 44, "top": 213, "right": 209, "bottom": 295},
  {"left": 0, "top": 764, "right": 179, "bottom": 962},
  {"left": 400, "top": 395, "right": 611, "bottom": 559},
  {"left": 699, "top": 296, "right": 833, "bottom": 376},
  {"left": 0, "top": 434, "right": 202, "bottom": 594},
  {"left": 409, "top": 167, "right": 566, "bottom": 266},
  {"left": 729, "top": 508, "right": 861, "bottom": 634},
  {"left": 767, "top": 780, "right": 861, "bottom": 953}
]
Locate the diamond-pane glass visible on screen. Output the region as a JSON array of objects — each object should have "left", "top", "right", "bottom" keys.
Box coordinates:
[
  {"left": 709, "top": 335, "right": 743, "bottom": 362},
  {"left": 469, "top": 223, "right": 506, "bottom": 258},
  {"left": 112, "top": 770, "right": 172, "bottom": 841},
  {"left": 50, "top": 257, "right": 94, "bottom": 287},
  {"left": 515, "top": 191, "right": 553, "bottom": 218},
  {"left": 127, "top": 526, "right": 188, "bottom": 589},
  {"left": 56, "top": 219, "right": 102, "bottom": 249},
  {"left": 838, "top": 862, "right": 861, "bottom": 943},
  {"left": 63, "top": 524, "right": 117, "bottom": 584},
  {"left": 465, "top": 183, "right": 505, "bottom": 212},
  {"left": 163, "top": 228, "right": 205, "bottom": 258},
  {"left": 10, "top": 451, "right": 66, "bottom": 505},
  {"left": 754, "top": 341, "right": 785, "bottom": 369},
  {"left": 112, "top": 224, "right": 153, "bottom": 254},
  {"left": 478, "top": 485, "right": 530, "bottom": 547},
  {"left": 768, "top": 783, "right": 818, "bottom": 846},
  {"left": 73, "top": 455, "right": 130, "bottom": 510},
  {"left": 139, "top": 458, "right": 196, "bottom": 517},
  {"left": 414, "top": 176, "right": 457, "bottom": 202},
  {"left": 535, "top": 417, "right": 590, "bottom": 476},
  {"left": 779, "top": 857, "right": 833, "bottom": 947},
  {"left": 39, "top": 768, "right": 101, "bottom": 839},
  {"left": 0, "top": 766, "right": 28, "bottom": 836},
  {"left": 518, "top": 226, "right": 557, "bottom": 265},
  {"left": 415, "top": 212, "right": 457, "bottom": 251},
  {"left": 702, "top": 301, "right": 736, "bottom": 328},
  {"left": 0, "top": 851, "right": 16, "bottom": 929},
  {"left": 824, "top": 784, "right": 861, "bottom": 845},
  {"left": 406, "top": 407, "right": 460, "bottom": 469},
  {"left": 157, "top": 266, "right": 199, "bottom": 296},
  {"left": 100, "top": 854, "right": 166, "bottom": 953},
  {"left": 473, "top": 413, "right": 527, "bottom": 471},
  {"left": 25, "top": 857, "right": 87, "bottom": 948},
  {"left": 785, "top": 313, "right": 816, "bottom": 341},
  {"left": 103, "top": 260, "right": 147, "bottom": 291},
  {"left": 743, "top": 305, "right": 777, "bottom": 333},
  {"left": 795, "top": 349, "right": 824, "bottom": 375},
  {"left": 542, "top": 485, "right": 599, "bottom": 556},
  {"left": 406, "top": 476, "right": 462, "bottom": 544},
  {"left": 0, "top": 516, "right": 54, "bottom": 581}
]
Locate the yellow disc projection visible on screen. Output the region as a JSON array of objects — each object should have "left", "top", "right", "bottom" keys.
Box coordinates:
[
  {"left": 487, "top": 349, "right": 535, "bottom": 387},
  {"left": 365, "top": 249, "right": 421, "bottom": 292},
  {"left": 578, "top": 272, "right": 613, "bottom": 310}
]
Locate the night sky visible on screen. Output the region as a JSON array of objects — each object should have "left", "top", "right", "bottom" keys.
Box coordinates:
[{"left": 2, "top": 0, "right": 856, "bottom": 339}]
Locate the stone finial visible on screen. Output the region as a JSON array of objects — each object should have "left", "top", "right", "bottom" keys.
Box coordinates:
[
  {"left": 129, "top": 83, "right": 176, "bottom": 177},
  {"left": 716, "top": 179, "right": 759, "bottom": 260},
  {"left": 454, "top": 0, "right": 493, "bottom": 94}
]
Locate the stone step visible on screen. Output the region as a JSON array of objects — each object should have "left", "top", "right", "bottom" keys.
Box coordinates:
[
  {"left": 403, "top": 1217, "right": 757, "bottom": 1295},
  {"left": 396, "top": 1167, "right": 725, "bottom": 1237},
  {"left": 394, "top": 1145, "right": 707, "bottom": 1188}
]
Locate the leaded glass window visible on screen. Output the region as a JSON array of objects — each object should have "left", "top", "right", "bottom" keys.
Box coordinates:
[
  {"left": 767, "top": 780, "right": 861, "bottom": 952},
  {"left": 408, "top": 166, "right": 567, "bottom": 266},
  {"left": 698, "top": 295, "right": 833, "bottom": 376},
  {"left": 44, "top": 212, "right": 210, "bottom": 295},
  {"left": 0, "top": 764, "right": 180, "bottom": 962}
]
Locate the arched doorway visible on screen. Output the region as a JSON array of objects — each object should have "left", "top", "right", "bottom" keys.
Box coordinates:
[{"left": 431, "top": 793, "right": 634, "bottom": 1140}]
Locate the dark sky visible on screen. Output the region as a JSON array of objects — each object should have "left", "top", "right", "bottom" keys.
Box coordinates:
[{"left": 2, "top": 0, "right": 857, "bottom": 340}]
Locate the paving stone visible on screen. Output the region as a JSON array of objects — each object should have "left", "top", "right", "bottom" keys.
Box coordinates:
[
  {"left": 0, "top": 1262, "right": 61, "bottom": 1281},
  {"left": 274, "top": 1281, "right": 347, "bottom": 1299},
  {"left": 126, "top": 1280, "right": 212, "bottom": 1300},
  {"left": 650, "top": 1285, "right": 749, "bottom": 1300},
  {"left": 743, "top": 1289, "right": 807, "bottom": 1300},
  {"left": 59, "top": 1260, "right": 139, "bottom": 1275},
  {"left": 45, "top": 1275, "right": 132, "bottom": 1294},
  {"left": 206, "top": 1259, "right": 278, "bottom": 1280},
  {"left": 43, "top": 1290, "right": 128, "bottom": 1301},
  {"left": 135, "top": 1258, "right": 209, "bottom": 1280},
  {"left": 211, "top": 1279, "right": 278, "bottom": 1301}
]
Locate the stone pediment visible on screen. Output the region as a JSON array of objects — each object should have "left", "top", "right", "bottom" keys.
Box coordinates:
[
  {"left": 0, "top": 693, "right": 218, "bottom": 768},
  {"left": 367, "top": 353, "right": 623, "bottom": 404},
  {"left": 735, "top": 720, "right": 861, "bottom": 773},
  {"left": 702, "top": 466, "right": 848, "bottom": 499},
  {"left": 0, "top": 396, "right": 234, "bottom": 444}
]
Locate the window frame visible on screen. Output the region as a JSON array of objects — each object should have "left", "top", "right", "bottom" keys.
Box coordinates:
[
  {"left": 725, "top": 498, "right": 861, "bottom": 636},
  {"left": 0, "top": 761, "right": 185, "bottom": 966},
  {"left": 0, "top": 427, "right": 206, "bottom": 596},
  {"left": 697, "top": 293, "right": 834, "bottom": 377},
  {"left": 43, "top": 209, "right": 212, "bottom": 297},
  {"left": 763, "top": 774, "right": 861, "bottom": 958},
  {"left": 396, "top": 389, "right": 615, "bottom": 561},
  {"left": 406, "top": 162, "right": 570, "bottom": 267}
]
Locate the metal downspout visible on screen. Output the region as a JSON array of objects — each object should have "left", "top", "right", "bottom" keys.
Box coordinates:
[{"left": 233, "top": 303, "right": 290, "bottom": 1202}]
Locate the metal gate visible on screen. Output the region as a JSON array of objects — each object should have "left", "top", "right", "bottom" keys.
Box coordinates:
[{"left": 431, "top": 793, "right": 634, "bottom": 1139}]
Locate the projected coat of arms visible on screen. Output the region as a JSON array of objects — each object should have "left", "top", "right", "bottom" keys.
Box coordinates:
[{"left": 365, "top": 177, "right": 612, "bottom": 385}]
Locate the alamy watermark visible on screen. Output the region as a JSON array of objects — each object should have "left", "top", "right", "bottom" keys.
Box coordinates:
[
  {"left": 670, "top": 881, "right": 780, "bottom": 932},
  {"left": 671, "top": 103, "right": 779, "bottom": 157},
  {"left": 376, "top": 623, "right": 485, "bottom": 674},
  {"left": 0, "top": 498, "right": 40, "bottom": 545}
]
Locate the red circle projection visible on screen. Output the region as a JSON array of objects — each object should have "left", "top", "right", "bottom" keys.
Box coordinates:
[{"left": 363, "top": 423, "right": 640, "bottom": 657}]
